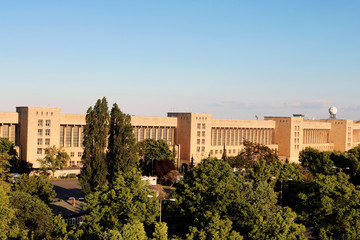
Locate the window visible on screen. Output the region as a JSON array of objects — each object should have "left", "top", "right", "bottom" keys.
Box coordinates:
[
  {"left": 38, "top": 120, "right": 43, "bottom": 127},
  {"left": 201, "top": 147, "right": 205, "bottom": 152},
  {"left": 197, "top": 131, "right": 200, "bottom": 137},
  {"left": 152, "top": 128, "right": 156, "bottom": 139},
  {"left": 201, "top": 139, "right": 205, "bottom": 145},
  {"left": 146, "top": 128, "right": 150, "bottom": 139},
  {"left": 215, "top": 150, "right": 218, "bottom": 154},
  {"left": 69, "top": 218, "right": 76, "bottom": 226},
  {"left": 197, "top": 147, "right": 200, "bottom": 152},
  {"left": 66, "top": 127, "right": 72, "bottom": 147},
  {"left": 197, "top": 123, "right": 201, "bottom": 129},
  {"left": 37, "top": 148, "right": 42, "bottom": 154},
  {"left": 202, "top": 123, "right": 206, "bottom": 129},
  {"left": 37, "top": 139, "right": 42, "bottom": 145},
  {"left": 77, "top": 216, "right": 83, "bottom": 225},
  {"left": 46, "top": 120, "right": 51, "bottom": 126},
  {"left": 60, "top": 126, "right": 64, "bottom": 147},
  {"left": 38, "top": 129, "right": 43, "bottom": 136},
  {"left": 73, "top": 126, "right": 79, "bottom": 147},
  {"left": 197, "top": 139, "right": 200, "bottom": 145},
  {"left": 78, "top": 152, "right": 82, "bottom": 157},
  {"left": 202, "top": 131, "right": 205, "bottom": 137},
  {"left": 45, "top": 129, "right": 50, "bottom": 136},
  {"left": 70, "top": 152, "right": 74, "bottom": 157},
  {"left": 45, "top": 139, "right": 50, "bottom": 145}
]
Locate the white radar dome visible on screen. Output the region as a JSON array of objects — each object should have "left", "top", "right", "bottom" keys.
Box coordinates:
[{"left": 329, "top": 106, "right": 338, "bottom": 115}]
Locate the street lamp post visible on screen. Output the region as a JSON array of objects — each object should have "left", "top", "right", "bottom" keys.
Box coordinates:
[
  {"left": 271, "top": 177, "right": 293, "bottom": 206},
  {"left": 147, "top": 195, "right": 176, "bottom": 222}
]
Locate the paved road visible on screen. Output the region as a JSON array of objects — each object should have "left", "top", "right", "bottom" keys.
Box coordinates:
[{"left": 50, "top": 179, "right": 85, "bottom": 200}]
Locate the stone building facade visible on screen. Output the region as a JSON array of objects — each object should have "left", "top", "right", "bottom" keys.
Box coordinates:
[{"left": 1, "top": 106, "right": 360, "bottom": 169}]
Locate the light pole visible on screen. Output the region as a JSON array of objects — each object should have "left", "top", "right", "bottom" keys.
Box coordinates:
[
  {"left": 271, "top": 177, "right": 293, "bottom": 206},
  {"left": 147, "top": 195, "right": 176, "bottom": 222}
]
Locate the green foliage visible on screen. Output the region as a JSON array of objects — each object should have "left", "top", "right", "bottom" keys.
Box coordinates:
[
  {"left": 0, "top": 138, "right": 16, "bottom": 181},
  {"left": 138, "top": 139, "right": 174, "bottom": 176},
  {"left": 103, "top": 229, "right": 123, "bottom": 240},
  {"left": 81, "top": 168, "right": 159, "bottom": 239},
  {"left": 51, "top": 214, "right": 68, "bottom": 239},
  {"left": 299, "top": 147, "right": 336, "bottom": 175},
  {"left": 152, "top": 222, "right": 168, "bottom": 240},
  {"left": 171, "top": 158, "right": 305, "bottom": 239},
  {"left": 297, "top": 173, "right": 360, "bottom": 239},
  {"left": 227, "top": 141, "right": 278, "bottom": 169},
  {"left": 107, "top": 103, "right": 138, "bottom": 184},
  {"left": 79, "top": 97, "right": 110, "bottom": 193},
  {"left": 0, "top": 185, "right": 17, "bottom": 239},
  {"left": 10, "top": 191, "right": 54, "bottom": 239},
  {"left": 186, "top": 212, "right": 243, "bottom": 240},
  {"left": 37, "top": 145, "right": 70, "bottom": 177},
  {"left": 121, "top": 220, "right": 147, "bottom": 240},
  {"left": 12, "top": 174, "right": 56, "bottom": 203}
]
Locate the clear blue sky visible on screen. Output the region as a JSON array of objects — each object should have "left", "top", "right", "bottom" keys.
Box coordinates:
[{"left": 1, "top": 1, "right": 359, "bottom": 120}]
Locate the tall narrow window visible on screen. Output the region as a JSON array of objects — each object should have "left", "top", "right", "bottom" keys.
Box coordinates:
[
  {"left": 73, "top": 126, "right": 79, "bottom": 147},
  {"left": 163, "top": 128, "right": 167, "bottom": 140},
  {"left": 66, "top": 126, "right": 72, "bottom": 147},
  {"left": 60, "top": 126, "right": 64, "bottom": 147},
  {"left": 80, "top": 127, "right": 84, "bottom": 147},
  {"left": 146, "top": 128, "right": 150, "bottom": 139},
  {"left": 38, "top": 120, "right": 43, "bottom": 127},
  {"left": 168, "top": 128, "right": 172, "bottom": 145},
  {"left": 45, "top": 120, "right": 51, "bottom": 127},
  {"left": 152, "top": 128, "right": 156, "bottom": 139}
]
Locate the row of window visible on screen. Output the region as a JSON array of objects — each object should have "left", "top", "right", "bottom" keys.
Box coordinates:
[
  {"left": 38, "top": 119, "right": 51, "bottom": 127},
  {"left": 37, "top": 138, "right": 51, "bottom": 146},
  {"left": 38, "top": 129, "right": 51, "bottom": 136},
  {"left": 36, "top": 112, "right": 54, "bottom": 117},
  {"left": 0, "top": 124, "right": 16, "bottom": 141},
  {"left": 197, "top": 139, "right": 205, "bottom": 145},
  {"left": 197, "top": 123, "right": 206, "bottom": 129},
  {"left": 60, "top": 125, "right": 84, "bottom": 147},
  {"left": 211, "top": 128, "right": 272, "bottom": 146},
  {"left": 133, "top": 127, "right": 174, "bottom": 145},
  {"left": 65, "top": 216, "right": 83, "bottom": 226}
]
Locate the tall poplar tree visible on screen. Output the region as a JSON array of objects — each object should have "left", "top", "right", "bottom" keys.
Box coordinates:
[
  {"left": 79, "top": 97, "right": 110, "bottom": 193},
  {"left": 107, "top": 103, "right": 138, "bottom": 184}
]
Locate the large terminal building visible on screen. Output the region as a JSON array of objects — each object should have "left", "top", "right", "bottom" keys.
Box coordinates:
[{"left": 1, "top": 106, "right": 360, "bottom": 169}]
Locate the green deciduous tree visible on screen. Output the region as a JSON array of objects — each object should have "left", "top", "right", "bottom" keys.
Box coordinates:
[
  {"left": 10, "top": 191, "right": 55, "bottom": 239},
  {"left": 297, "top": 172, "right": 360, "bottom": 239},
  {"left": 138, "top": 139, "right": 174, "bottom": 176},
  {"left": 0, "top": 185, "right": 17, "bottom": 239},
  {"left": 152, "top": 222, "right": 168, "bottom": 240},
  {"left": 107, "top": 103, "right": 138, "bottom": 184},
  {"left": 186, "top": 212, "right": 243, "bottom": 240},
  {"left": 81, "top": 168, "right": 159, "bottom": 239},
  {"left": 121, "top": 220, "right": 147, "bottom": 240},
  {"left": 79, "top": 97, "right": 110, "bottom": 193},
  {"left": 37, "top": 145, "right": 70, "bottom": 177},
  {"left": 12, "top": 174, "right": 56, "bottom": 203},
  {"left": 299, "top": 147, "right": 336, "bottom": 175},
  {"left": 227, "top": 141, "right": 278, "bottom": 169},
  {"left": 0, "top": 138, "right": 16, "bottom": 181},
  {"left": 171, "top": 158, "right": 305, "bottom": 239}
]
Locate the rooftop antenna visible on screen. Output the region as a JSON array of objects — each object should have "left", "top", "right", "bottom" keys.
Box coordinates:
[
  {"left": 255, "top": 115, "right": 259, "bottom": 120},
  {"left": 329, "top": 106, "right": 337, "bottom": 119}
]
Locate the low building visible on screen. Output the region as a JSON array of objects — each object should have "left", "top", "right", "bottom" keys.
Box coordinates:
[{"left": 1, "top": 106, "right": 359, "bottom": 166}]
